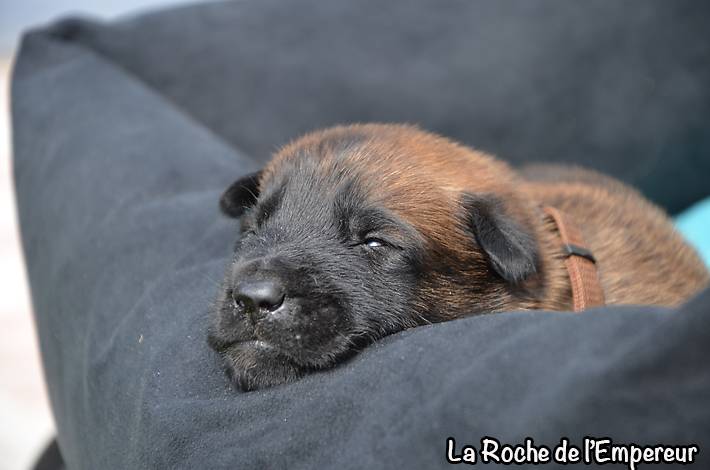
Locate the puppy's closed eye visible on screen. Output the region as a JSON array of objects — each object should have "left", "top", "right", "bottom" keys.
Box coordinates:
[{"left": 362, "top": 237, "right": 388, "bottom": 249}]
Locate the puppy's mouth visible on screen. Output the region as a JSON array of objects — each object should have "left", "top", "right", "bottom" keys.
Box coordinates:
[
  {"left": 242, "top": 339, "right": 276, "bottom": 351},
  {"left": 230, "top": 338, "right": 307, "bottom": 365},
  {"left": 208, "top": 276, "right": 357, "bottom": 390},
  {"left": 207, "top": 332, "right": 282, "bottom": 358},
  {"left": 214, "top": 331, "right": 341, "bottom": 368},
  {"left": 208, "top": 302, "right": 353, "bottom": 370}
]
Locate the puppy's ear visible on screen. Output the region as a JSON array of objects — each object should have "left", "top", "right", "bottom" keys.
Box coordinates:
[
  {"left": 461, "top": 193, "right": 539, "bottom": 284},
  {"left": 219, "top": 171, "right": 262, "bottom": 218}
]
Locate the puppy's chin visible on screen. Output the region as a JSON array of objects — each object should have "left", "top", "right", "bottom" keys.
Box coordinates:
[
  {"left": 209, "top": 329, "right": 361, "bottom": 391},
  {"left": 212, "top": 339, "right": 306, "bottom": 391}
]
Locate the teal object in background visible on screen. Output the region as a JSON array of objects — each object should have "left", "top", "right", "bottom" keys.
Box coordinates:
[{"left": 675, "top": 197, "right": 710, "bottom": 268}]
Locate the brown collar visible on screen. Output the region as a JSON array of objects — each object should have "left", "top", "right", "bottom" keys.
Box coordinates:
[{"left": 543, "top": 206, "right": 605, "bottom": 312}]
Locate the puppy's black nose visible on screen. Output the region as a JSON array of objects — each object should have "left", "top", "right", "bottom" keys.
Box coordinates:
[{"left": 233, "top": 280, "right": 285, "bottom": 322}]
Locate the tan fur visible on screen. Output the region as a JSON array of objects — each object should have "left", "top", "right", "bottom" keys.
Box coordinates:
[
  {"left": 521, "top": 165, "right": 710, "bottom": 307},
  {"left": 263, "top": 124, "right": 709, "bottom": 313}
]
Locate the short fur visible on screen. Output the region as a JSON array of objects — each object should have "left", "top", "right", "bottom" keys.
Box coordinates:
[{"left": 208, "top": 124, "right": 709, "bottom": 391}]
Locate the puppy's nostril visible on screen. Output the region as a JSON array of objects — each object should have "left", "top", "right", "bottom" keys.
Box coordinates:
[{"left": 233, "top": 280, "right": 285, "bottom": 319}]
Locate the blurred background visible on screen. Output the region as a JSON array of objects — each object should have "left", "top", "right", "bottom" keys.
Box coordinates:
[{"left": 0, "top": 2, "right": 205, "bottom": 469}]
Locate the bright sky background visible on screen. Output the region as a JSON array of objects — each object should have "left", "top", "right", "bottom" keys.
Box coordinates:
[{"left": 0, "top": 0, "right": 208, "bottom": 55}]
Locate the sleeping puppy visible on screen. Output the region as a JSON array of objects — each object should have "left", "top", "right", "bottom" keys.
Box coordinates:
[{"left": 208, "top": 123, "right": 709, "bottom": 391}]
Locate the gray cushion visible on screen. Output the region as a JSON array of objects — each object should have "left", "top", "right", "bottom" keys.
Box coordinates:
[
  {"left": 33, "top": 0, "right": 710, "bottom": 213},
  {"left": 12, "top": 1, "right": 710, "bottom": 468}
]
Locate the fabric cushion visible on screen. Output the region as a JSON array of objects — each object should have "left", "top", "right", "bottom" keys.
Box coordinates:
[
  {"left": 32, "top": 0, "right": 710, "bottom": 214},
  {"left": 12, "top": 1, "right": 710, "bottom": 469}
]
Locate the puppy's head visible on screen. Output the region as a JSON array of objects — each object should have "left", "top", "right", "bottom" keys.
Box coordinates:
[{"left": 208, "top": 124, "right": 541, "bottom": 390}]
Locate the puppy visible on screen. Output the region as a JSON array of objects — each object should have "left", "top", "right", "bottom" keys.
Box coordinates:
[{"left": 208, "top": 123, "right": 709, "bottom": 391}]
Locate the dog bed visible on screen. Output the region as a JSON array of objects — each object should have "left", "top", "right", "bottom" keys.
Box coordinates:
[{"left": 12, "top": 1, "right": 710, "bottom": 468}]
